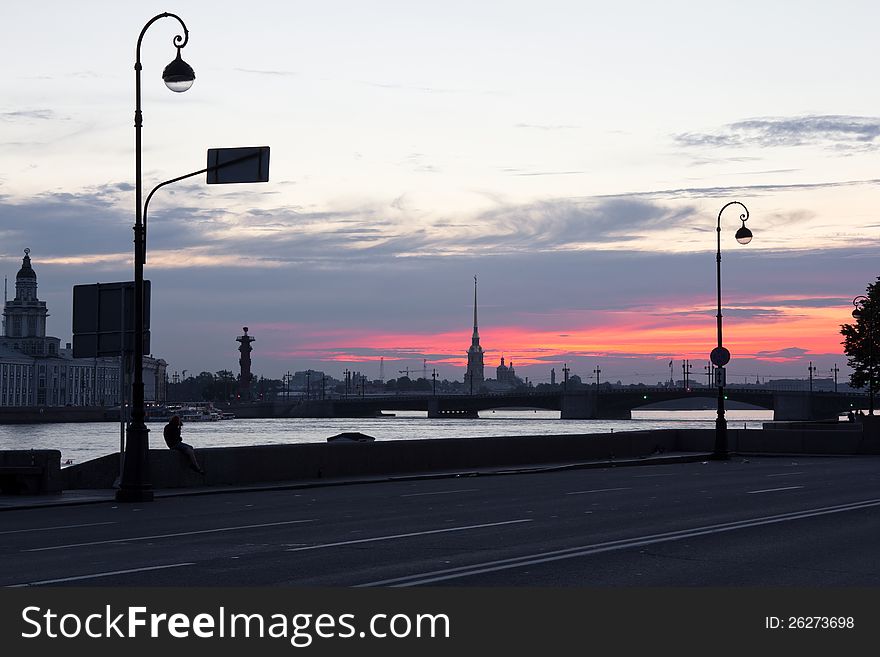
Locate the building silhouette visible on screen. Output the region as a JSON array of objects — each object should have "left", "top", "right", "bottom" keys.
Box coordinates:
[
  {"left": 236, "top": 326, "right": 255, "bottom": 401},
  {"left": 0, "top": 249, "right": 166, "bottom": 407},
  {"left": 465, "top": 275, "right": 484, "bottom": 391},
  {"left": 495, "top": 355, "right": 520, "bottom": 387}
]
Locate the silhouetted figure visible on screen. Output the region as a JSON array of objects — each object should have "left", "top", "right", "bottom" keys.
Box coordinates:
[{"left": 163, "top": 415, "right": 204, "bottom": 474}]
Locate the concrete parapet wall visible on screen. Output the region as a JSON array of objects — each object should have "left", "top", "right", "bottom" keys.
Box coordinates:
[
  {"left": 62, "top": 430, "right": 679, "bottom": 490},
  {"left": 740, "top": 429, "right": 880, "bottom": 455},
  {"left": 59, "top": 426, "right": 880, "bottom": 491}
]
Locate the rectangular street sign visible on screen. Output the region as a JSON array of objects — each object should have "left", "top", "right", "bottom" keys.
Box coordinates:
[
  {"left": 72, "top": 281, "right": 150, "bottom": 358},
  {"left": 206, "top": 146, "right": 270, "bottom": 184}
]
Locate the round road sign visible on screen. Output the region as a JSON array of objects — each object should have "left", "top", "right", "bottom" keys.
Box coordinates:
[{"left": 710, "top": 346, "right": 731, "bottom": 367}]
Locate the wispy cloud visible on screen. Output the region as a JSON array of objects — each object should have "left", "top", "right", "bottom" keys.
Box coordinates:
[
  {"left": 234, "top": 68, "right": 298, "bottom": 77},
  {"left": 514, "top": 123, "right": 579, "bottom": 131},
  {"left": 0, "top": 109, "right": 67, "bottom": 122},
  {"left": 754, "top": 347, "right": 810, "bottom": 362},
  {"left": 401, "top": 153, "right": 440, "bottom": 174},
  {"left": 675, "top": 115, "right": 880, "bottom": 152},
  {"left": 729, "top": 297, "right": 850, "bottom": 309},
  {"left": 468, "top": 197, "right": 697, "bottom": 251},
  {"left": 596, "top": 177, "right": 880, "bottom": 201},
  {"left": 501, "top": 168, "right": 585, "bottom": 177},
  {"left": 7, "top": 178, "right": 878, "bottom": 276}
]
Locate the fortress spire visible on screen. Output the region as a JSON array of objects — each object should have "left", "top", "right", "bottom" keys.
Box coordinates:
[
  {"left": 465, "top": 275, "right": 484, "bottom": 391},
  {"left": 472, "top": 275, "right": 479, "bottom": 341}
]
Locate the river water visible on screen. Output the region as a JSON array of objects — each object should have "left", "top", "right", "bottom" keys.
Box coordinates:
[{"left": 0, "top": 409, "right": 774, "bottom": 467}]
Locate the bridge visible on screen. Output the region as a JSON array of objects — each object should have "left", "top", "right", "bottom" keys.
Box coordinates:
[{"left": 233, "top": 388, "right": 870, "bottom": 422}]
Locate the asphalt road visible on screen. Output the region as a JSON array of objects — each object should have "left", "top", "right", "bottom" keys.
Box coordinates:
[{"left": 2, "top": 456, "right": 880, "bottom": 587}]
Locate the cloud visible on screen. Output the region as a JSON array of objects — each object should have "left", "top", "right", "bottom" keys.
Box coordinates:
[
  {"left": 514, "top": 123, "right": 579, "bottom": 131},
  {"left": 0, "top": 190, "right": 131, "bottom": 257},
  {"left": 675, "top": 115, "right": 880, "bottom": 151},
  {"left": 754, "top": 347, "right": 810, "bottom": 362},
  {"left": 596, "top": 177, "right": 880, "bottom": 201},
  {"left": 728, "top": 297, "right": 849, "bottom": 309},
  {"left": 234, "top": 68, "right": 298, "bottom": 77},
  {"left": 3, "top": 174, "right": 877, "bottom": 382},
  {"left": 0, "top": 109, "right": 66, "bottom": 122},
  {"left": 469, "top": 197, "right": 697, "bottom": 250},
  {"left": 356, "top": 80, "right": 476, "bottom": 95},
  {"left": 502, "top": 169, "right": 585, "bottom": 177},
  {"left": 6, "top": 178, "right": 878, "bottom": 284},
  {"left": 402, "top": 153, "right": 440, "bottom": 174},
  {"left": 4, "top": 231, "right": 872, "bottom": 381}
]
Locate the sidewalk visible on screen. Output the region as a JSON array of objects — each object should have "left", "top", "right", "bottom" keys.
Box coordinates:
[{"left": 0, "top": 451, "right": 711, "bottom": 511}]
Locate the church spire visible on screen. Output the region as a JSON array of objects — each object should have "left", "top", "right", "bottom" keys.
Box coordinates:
[
  {"left": 472, "top": 275, "right": 479, "bottom": 341},
  {"left": 465, "top": 275, "right": 485, "bottom": 390}
]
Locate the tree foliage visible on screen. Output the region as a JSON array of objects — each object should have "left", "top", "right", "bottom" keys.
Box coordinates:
[{"left": 841, "top": 276, "right": 880, "bottom": 391}]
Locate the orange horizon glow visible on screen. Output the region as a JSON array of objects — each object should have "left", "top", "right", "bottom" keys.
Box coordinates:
[{"left": 257, "top": 299, "right": 851, "bottom": 367}]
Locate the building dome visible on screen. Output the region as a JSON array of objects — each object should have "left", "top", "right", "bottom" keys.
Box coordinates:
[{"left": 16, "top": 249, "right": 36, "bottom": 280}]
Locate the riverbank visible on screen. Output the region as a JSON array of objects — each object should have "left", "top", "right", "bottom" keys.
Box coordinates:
[
  {"left": 0, "top": 411, "right": 774, "bottom": 467},
  {"left": 59, "top": 425, "right": 880, "bottom": 491}
]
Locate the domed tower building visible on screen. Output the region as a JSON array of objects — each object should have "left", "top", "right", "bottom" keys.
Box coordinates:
[
  {"left": 1, "top": 249, "right": 166, "bottom": 409},
  {"left": 2, "top": 249, "right": 53, "bottom": 356}
]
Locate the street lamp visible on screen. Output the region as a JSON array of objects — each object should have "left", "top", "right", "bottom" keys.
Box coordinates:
[
  {"left": 711, "top": 201, "right": 753, "bottom": 461},
  {"left": 852, "top": 295, "right": 874, "bottom": 415},
  {"left": 116, "top": 13, "right": 195, "bottom": 503}
]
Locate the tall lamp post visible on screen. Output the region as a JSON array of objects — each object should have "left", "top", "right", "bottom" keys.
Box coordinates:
[
  {"left": 711, "top": 201, "right": 753, "bottom": 460},
  {"left": 852, "top": 295, "right": 874, "bottom": 415},
  {"left": 116, "top": 13, "right": 195, "bottom": 503}
]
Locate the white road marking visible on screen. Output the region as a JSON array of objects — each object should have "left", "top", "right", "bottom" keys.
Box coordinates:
[
  {"left": 400, "top": 488, "right": 480, "bottom": 498},
  {"left": 766, "top": 472, "right": 804, "bottom": 478},
  {"left": 6, "top": 563, "right": 195, "bottom": 588},
  {"left": 25, "top": 519, "right": 316, "bottom": 552},
  {"left": 746, "top": 486, "right": 805, "bottom": 494},
  {"left": 0, "top": 521, "right": 116, "bottom": 535},
  {"left": 566, "top": 487, "right": 631, "bottom": 496},
  {"left": 286, "top": 519, "right": 532, "bottom": 552},
  {"left": 357, "top": 498, "right": 880, "bottom": 587}
]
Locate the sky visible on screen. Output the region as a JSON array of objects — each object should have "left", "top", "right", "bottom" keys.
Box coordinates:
[{"left": 2, "top": 0, "right": 879, "bottom": 385}]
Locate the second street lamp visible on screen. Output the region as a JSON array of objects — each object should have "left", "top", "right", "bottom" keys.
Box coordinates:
[{"left": 711, "top": 201, "right": 753, "bottom": 461}]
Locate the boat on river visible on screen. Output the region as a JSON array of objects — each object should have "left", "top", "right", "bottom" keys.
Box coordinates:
[{"left": 147, "top": 403, "right": 229, "bottom": 422}]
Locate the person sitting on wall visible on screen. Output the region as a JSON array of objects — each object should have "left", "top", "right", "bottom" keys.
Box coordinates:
[{"left": 163, "top": 415, "right": 205, "bottom": 474}]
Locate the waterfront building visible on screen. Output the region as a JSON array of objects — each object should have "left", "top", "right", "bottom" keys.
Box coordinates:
[
  {"left": 290, "top": 369, "right": 325, "bottom": 389},
  {"left": 465, "top": 276, "right": 485, "bottom": 391},
  {"left": 0, "top": 249, "right": 166, "bottom": 408}
]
